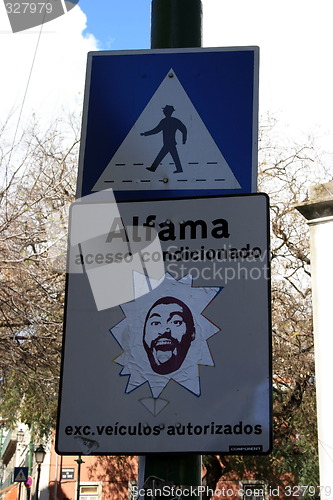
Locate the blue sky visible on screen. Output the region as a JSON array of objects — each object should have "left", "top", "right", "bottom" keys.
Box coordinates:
[{"left": 79, "top": 0, "right": 151, "bottom": 50}]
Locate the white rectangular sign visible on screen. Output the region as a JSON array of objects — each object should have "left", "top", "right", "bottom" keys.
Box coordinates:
[{"left": 56, "top": 194, "right": 271, "bottom": 455}]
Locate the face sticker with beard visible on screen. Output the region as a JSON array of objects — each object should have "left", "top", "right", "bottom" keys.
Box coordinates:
[
  {"left": 110, "top": 273, "right": 221, "bottom": 399},
  {"left": 143, "top": 296, "right": 195, "bottom": 375}
]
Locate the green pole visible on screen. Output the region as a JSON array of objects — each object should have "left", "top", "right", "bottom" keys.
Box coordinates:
[
  {"left": 27, "top": 440, "right": 34, "bottom": 500},
  {"left": 142, "top": 1, "right": 203, "bottom": 498}
]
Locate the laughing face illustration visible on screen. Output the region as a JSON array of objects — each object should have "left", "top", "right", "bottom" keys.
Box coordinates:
[
  {"left": 111, "top": 274, "right": 221, "bottom": 398},
  {"left": 143, "top": 296, "right": 195, "bottom": 375}
]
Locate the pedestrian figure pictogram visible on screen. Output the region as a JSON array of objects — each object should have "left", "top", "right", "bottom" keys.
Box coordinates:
[{"left": 141, "top": 105, "right": 187, "bottom": 173}]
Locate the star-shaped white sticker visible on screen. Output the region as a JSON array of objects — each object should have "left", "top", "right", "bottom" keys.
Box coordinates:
[{"left": 110, "top": 273, "right": 222, "bottom": 398}]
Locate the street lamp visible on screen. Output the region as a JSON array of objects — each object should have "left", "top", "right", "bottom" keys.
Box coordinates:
[{"left": 34, "top": 445, "right": 46, "bottom": 500}]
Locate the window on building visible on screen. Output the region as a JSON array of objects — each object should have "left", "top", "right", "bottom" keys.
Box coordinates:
[
  {"left": 79, "top": 484, "right": 100, "bottom": 500},
  {"left": 241, "top": 482, "right": 266, "bottom": 500}
]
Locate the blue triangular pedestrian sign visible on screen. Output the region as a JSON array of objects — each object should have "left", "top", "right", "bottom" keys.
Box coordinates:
[
  {"left": 78, "top": 47, "right": 259, "bottom": 199},
  {"left": 14, "top": 467, "right": 28, "bottom": 482}
]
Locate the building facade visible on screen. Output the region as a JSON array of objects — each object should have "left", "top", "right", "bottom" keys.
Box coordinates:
[{"left": 0, "top": 427, "right": 137, "bottom": 500}]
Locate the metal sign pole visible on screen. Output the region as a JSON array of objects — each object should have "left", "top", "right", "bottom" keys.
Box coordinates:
[
  {"left": 151, "top": 0, "right": 202, "bottom": 49},
  {"left": 75, "top": 456, "right": 84, "bottom": 500},
  {"left": 141, "top": 2, "right": 203, "bottom": 498}
]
